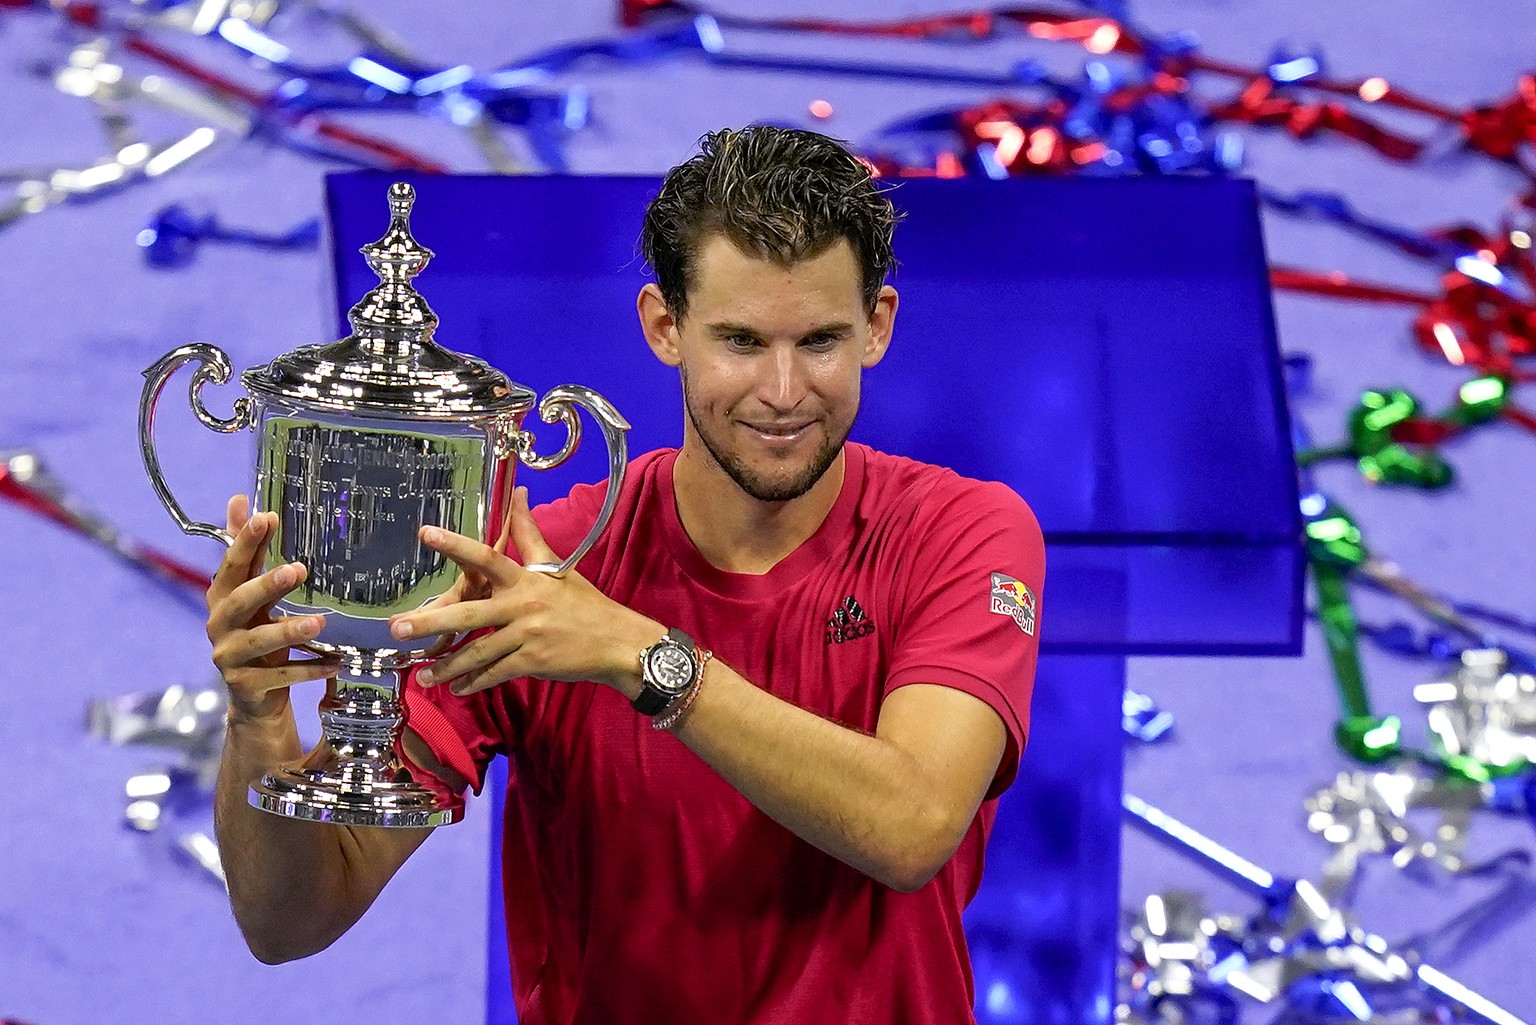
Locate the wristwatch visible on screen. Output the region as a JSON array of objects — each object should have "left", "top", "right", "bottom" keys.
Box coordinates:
[{"left": 633, "top": 628, "right": 702, "bottom": 716}]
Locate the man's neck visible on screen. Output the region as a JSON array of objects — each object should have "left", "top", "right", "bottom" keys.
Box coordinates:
[{"left": 672, "top": 443, "right": 846, "bottom": 576}]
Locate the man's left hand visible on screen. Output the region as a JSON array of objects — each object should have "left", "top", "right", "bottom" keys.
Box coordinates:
[{"left": 388, "top": 486, "right": 657, "bottom": 698}]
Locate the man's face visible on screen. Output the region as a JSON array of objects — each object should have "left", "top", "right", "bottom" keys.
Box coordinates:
[{"left": 651, "top": 235, "right": 895, "bottom": 503}]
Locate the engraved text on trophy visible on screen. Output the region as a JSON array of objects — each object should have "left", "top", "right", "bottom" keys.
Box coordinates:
[{"left": 256, "top": 417, "right": 486, "bottom": 618}]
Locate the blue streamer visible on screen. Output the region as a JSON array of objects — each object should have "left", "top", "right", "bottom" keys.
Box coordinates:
[
  {"left": 1265, "top": 43, "right": 1327, "bottom": 86},
  {"left": 136, "top": 204, "right": 319, "bottom": 269},
  {"left": 1259, "top": 187, "right": 1471, "bottom": 263},
  {"left": 213, "top": 21, "right": 589, "bottom": 171}
]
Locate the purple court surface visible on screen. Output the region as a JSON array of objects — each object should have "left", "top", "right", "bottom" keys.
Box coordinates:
[{"left": 2, "top": 2, "right": 1533, "bottom": 1022}]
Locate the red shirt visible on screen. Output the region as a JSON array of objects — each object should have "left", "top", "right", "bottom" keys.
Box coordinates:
[{"left": 404, "top": 442, "right": 1045, "bottom": 1024}]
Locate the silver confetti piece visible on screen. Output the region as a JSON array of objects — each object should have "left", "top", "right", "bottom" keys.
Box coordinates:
[
  {"left": 0, "top": 130, "right": 222, "bottom": 230},
  {"left": 0, "top": 40, "right": 236, "bottom": 231},
  {"left": 1305, "top": 763, "right": 1481, "bottom": 880},
  {"left": 90, "top": 683, "right": 228, "bottom": 886},
  {"left": 1417, "top": 649, "right": 1536, "bottom": 775},
  {"left": 87, "top": 683, "right": 226, "bottom": 753},
  {"left": 1122, "top": 796, "right": 1531, "bottom": 1025}
]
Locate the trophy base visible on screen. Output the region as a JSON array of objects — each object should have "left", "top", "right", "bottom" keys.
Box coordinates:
[{"left": 252, "top": 754, "right": 462, "bottom": 828}]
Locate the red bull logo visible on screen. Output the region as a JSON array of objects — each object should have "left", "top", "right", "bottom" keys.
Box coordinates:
[{"left": 989, "top": 572, "right": 1037, "bottom": 636}]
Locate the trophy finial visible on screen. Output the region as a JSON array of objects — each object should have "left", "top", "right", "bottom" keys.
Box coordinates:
[
  {"left": 388, "top": 181, "right": 414, "bottom": 213},
  {"left": 360, "top": 181, "right": 433, "bottom": 286},
  {"left": 350, "top": 181, "right": 439, "bottom": 346}
]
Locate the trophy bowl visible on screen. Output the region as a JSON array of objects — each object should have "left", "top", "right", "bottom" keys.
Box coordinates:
[{"left": 138, "top": 182, "right": 629, "bottom": 827}]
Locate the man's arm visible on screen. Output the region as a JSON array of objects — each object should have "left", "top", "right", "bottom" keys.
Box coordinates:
[
  {"left": 664, "top": 672, "right": 1005, "bottom": 892},
  {"left": 208, "top": 498, "right": 435, "bottom": 962},
  {"left": 215, "top": 705, "right": 433, "bottom": 962},
  {"left": 392, "top": 488, "right": 1010, "bottom": 892}
]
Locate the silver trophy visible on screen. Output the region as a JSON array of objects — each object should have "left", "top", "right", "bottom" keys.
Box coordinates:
[{"left": 138, "top": 182, "right": 629, "bottom": 827}]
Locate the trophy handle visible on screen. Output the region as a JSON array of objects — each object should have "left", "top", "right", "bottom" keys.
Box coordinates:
[
  {"left": 514, "top": 384, "right": 630, "bottom": 577},
  {"left": 139, "top": 343, "right": 257, "bottom": 547}
]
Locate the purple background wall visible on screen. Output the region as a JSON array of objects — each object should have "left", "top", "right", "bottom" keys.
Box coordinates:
[{"left": 2, "top": 2, "right": 1532, "bottom": 1022}]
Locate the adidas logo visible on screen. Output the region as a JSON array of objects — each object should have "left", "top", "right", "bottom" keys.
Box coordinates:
[{"left": 825, "top": 595, "right": 875, "bottom": 645}]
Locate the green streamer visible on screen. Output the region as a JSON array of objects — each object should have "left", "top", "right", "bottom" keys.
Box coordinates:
[
  {"left": 1297, "top": 376, "right": 1516, "bottom": 773},
  {"left": 1303, "top": 496, "right": 1403, "bottom": 762},
  {"left": 1445, "top": 375, "right": 1508, "bottom": 428},
  {"left": 1349, "top": 389, "right": 1454, "bottom": 488},
  {"left": 1304, "top": 377, "right": 1511, "bottom": 489}
]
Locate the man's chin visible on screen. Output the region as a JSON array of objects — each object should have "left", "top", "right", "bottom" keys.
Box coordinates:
[{"left": 727, "top": 451, "right": 842, "bottom": 503}]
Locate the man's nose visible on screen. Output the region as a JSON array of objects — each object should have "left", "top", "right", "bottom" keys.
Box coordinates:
[{"left": 757, "top": 345, "right": 806, "bottom": 411}]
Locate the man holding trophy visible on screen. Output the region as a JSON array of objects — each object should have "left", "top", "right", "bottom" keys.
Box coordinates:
[{"left": 202, "top": 127, "right": 1045, "bottom": 1023}]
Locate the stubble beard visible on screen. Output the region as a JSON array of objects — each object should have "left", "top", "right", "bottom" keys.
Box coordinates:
[{"left": 681, "top": 368, "right": 850, "bottom": 503}]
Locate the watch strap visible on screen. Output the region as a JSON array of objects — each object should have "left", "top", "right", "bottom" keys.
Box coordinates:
[{"left": 632, "top": 679, "right": 672, "bottom": 716}]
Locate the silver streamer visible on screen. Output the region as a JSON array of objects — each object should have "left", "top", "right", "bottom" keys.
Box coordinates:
[
  {"left": 1302, "top": 650, "right": 1536, "bottom": 913},
  {"left": 138, "top": 0, "right": 281, "bottom": 36},
  {"left": 1, "top": 40, "right": 238, "bottom": 230},
  {"left": 1118, "top": 875, "right": 1535, "bottom": 1025},
  {"left": 1305, "top": 763, "right": 1480, "bottom": 885}
]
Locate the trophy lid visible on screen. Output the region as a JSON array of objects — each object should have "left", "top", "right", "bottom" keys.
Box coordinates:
[{"left": 242, "top": 182, "right": 534, "bottom": 421}]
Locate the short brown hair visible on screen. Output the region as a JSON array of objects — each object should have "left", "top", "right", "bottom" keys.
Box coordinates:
[{"left": 640, "top": 126, "right": 899, "bottom": 320}]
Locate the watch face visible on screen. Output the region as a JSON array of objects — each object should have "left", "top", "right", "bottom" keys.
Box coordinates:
[{"left": 645, "top": 643, "right": 696, "bottom": 695}]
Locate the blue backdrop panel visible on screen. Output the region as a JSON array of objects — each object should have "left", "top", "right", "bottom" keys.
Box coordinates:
[
  {"left": 967, "top": 655, "right": 1125, "bottom": 1025},
  {"left": 324, "top": 172, "right": 1297, "bottom": 1025},
  {"left": 326, "top": 172, "right": 1300, "bottom": 656}
]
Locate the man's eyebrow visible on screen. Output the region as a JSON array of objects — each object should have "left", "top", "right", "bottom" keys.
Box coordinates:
[
  {"left": 803, "top": 323, "right": 855, "bottom": 338},
  {"left": 704, "top": 322, "right": 856, "bottom": 338},
  {"left": 706, "top": 322, "right": 763, "bottom": 337}
]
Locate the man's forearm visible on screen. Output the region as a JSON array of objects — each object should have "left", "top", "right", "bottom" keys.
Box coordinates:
[
  {"left": 214, "top": 702, "right": 400, "bottom": 963},
  {"left": 662, "top": 665, "right": 984, "bottom": 892}
]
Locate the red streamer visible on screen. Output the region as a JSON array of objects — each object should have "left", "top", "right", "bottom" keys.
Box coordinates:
[
  {"left": 1270, "top": 267, "right": 1536, "bottom": 433},
  {"left": 624, "top": 2, "right": 1535, "bottom": 169},
  {"left": 1389, "top": 418, "right": 1458, "bottom": 446},
  {"left": 1462, "top": 74, "right": 1536, "bottom": 162},
  {"left": 0, "top": 461, "right": 212, "bottom": 592},
  {"left": 1210, "top": 79, "right": 1424, "bottom": 161},
  {"left": 1268, "top": 268, "right": 1433, "bottom": 305},
  {"left": 1272, "top": 267, "right": 1535, "bottom": 380},
  {"left": 1413, "top": 274, "right": 1536, "bottom": 382}
]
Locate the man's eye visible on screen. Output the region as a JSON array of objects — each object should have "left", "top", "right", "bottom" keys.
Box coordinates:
[
  {"left": 727, "top": 334, "right": 758, "bottom": 349},
  {"left": 802, "top": 335, "right": 838, "bottom": 350}
]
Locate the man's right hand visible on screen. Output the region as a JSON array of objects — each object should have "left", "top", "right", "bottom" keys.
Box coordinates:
[{"left": 206, "top": 495, "right": 340, "bottom": 722}]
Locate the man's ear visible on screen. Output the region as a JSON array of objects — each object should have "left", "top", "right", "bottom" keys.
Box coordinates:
[
  {"left": 861, "top": 285, "right": 899, "bottom": 369},
  {"left": 637, "top": 283, "right": 682, "bottom": 367}
]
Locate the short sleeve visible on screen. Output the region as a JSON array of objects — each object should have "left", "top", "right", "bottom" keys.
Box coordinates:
[
  {"left": 398, "top": 664, "right": 515, "bottom": 798},
  {"left": 884, "top": 479, "right": 1045, "bottom": 799}
]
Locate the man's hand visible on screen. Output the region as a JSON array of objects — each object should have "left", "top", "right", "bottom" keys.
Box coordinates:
[
  {"left": 388, "top": 486, "right": 659, "bottom": 697},
  {"left": 206, "top": 495, "right": 339, "bottom": 721}
]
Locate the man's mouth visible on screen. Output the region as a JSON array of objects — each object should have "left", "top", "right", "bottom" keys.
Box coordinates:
[{"left": 742, "top": 421, "right": 814, "bottom": 442}]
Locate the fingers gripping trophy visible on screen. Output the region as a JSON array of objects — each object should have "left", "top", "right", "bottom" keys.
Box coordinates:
[{"left": 138, "top": 182, "right": 630, "bottom": 827}]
